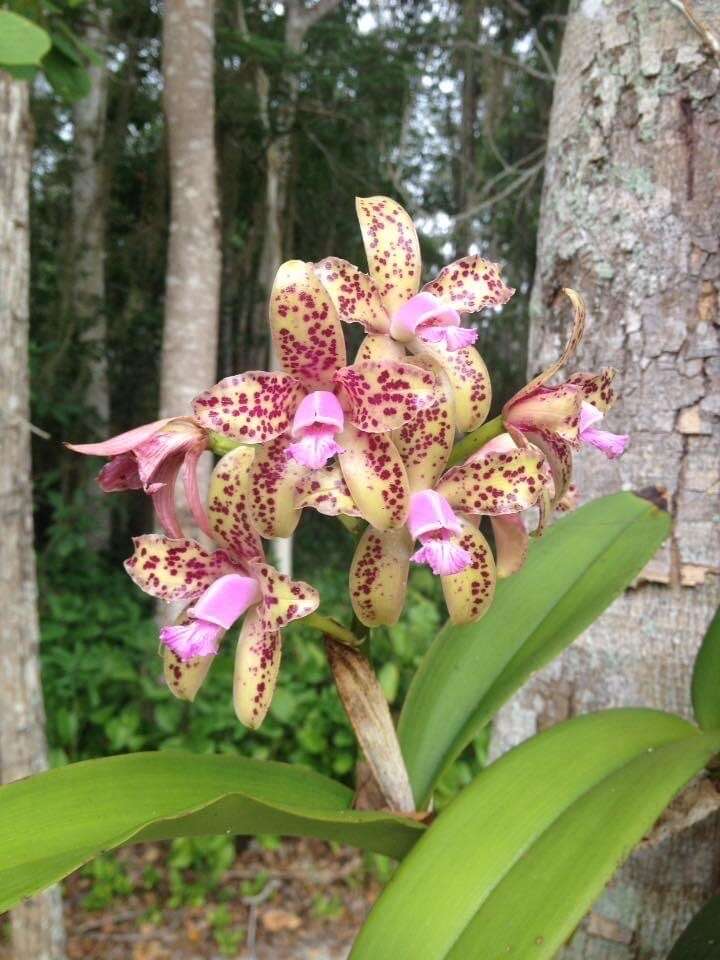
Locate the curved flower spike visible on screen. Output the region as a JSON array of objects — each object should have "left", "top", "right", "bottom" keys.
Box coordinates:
[
  {"left": 349, "top": 400, "right": 547, "bottom": 628},
  {"left": 316, "top": 196, "right": 512, "bottom": 433},
  {"left": 503, "top": 291, "right": 628, "bottom": 521},
  {"left": 125, "top": 446, "right": 318, "bottom": 728},
  {"left": 194, "top": 260, "right": 439, "bottom": 534},
  {"left": 66, "top": 417, "right": 210, "bottom": 539}
]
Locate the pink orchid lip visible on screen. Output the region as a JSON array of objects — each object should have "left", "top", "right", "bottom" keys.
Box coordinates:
[
  {"left": 191, "top": 574, "right": 262, "bottom": 629},
  {"left": 408, "top": 489, "right": 463, "bottom": 540},
  {"left": 292, "top": 391, "right": 344, "bottom": 434},
  {"left": 579, "top": 402, "right": 629, "bottom": 460},
  {"left": 160, "top": 619, "right": 223, "bottom": 661},
  {"left": 410, "top": 538, "right": 472, "bottom": 577},
  {"left": 390, "top": 292, "right": 461, "bottom": 341}
]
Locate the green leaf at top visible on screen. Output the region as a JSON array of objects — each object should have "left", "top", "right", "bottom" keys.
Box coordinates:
[
  {"left": 0, "top": 11, "right": 51, "bottom": 66},
  {"left": 668, "top": 894, "right": 720, "bottom": 959},
  {"left": 353, "top": 709, "right": 720, "bottom": 960},
  {"left": 0, "top": 751, "right": 424, "bottom": 912},
  {"left": 42, "top": 47, "right": 91, "bottom": 102},
  {"left": 692, "top": 607, "right": 720, "bottom": 731},
  {"left": 399, "top": 492, "right": 671, "bottom": 807}
]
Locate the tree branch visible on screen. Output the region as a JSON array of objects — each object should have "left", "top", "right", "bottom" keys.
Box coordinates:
[{"left": 667, "top": 0, "right": 720, "bottom": 61}]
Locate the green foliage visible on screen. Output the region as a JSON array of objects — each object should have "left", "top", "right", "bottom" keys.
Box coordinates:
[
  {"left": 352, "top": 711, "right": 720, "bottom": 960},
  {"left": 399, "top": 492, "right": 672, "bottom": 806},
  {"left": 0, "top": 10, "right": 51, "bottom": 65},
  {"left": 692, "top": 606, "right": 720, "bottom": 731}
]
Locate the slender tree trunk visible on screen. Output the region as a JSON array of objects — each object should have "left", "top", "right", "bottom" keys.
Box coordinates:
[
  {"left": 455, "top": 0, "right": 480, "bottom": 255},
  {"left": 161, "top": 0, "right": 221, "bottom": 538},
  {"left": 238, "top": 0, "right": 339, "bottom": 575},
  {"left": 493, "top": 2, "right": 720, "bottom": 956},
  {"left": 72, "top": 3, "right": 112, "bottom": 548},
  {"left": 0, "top": 73, "right": 66, "bottom": 960}
]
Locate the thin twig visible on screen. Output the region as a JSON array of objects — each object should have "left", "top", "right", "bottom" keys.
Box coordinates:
[
  {"left": 455, "top": 159, "right": 545, "bottom": 220},
  {"left": 667, "top": 0, "right": 720, "bottom": 62},
  {"left": 454, "top": 40, "right": 555, "bottom": 83}
]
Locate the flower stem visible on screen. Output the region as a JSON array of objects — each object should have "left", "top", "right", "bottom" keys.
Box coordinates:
[
  {"left": 208, "top": 432, "right": 242, "bottom": 457},
  {"left": 446, "top": 414, "right": 505, "bottom": 468},
  {"left": 305, "top": 612, "right": 364, "bottom": 647}
]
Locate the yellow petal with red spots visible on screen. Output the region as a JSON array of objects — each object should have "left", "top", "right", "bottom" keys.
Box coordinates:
[
  {"left": 337, "top": 424, "right": 409, "bottom": 530},
  {"left": 124, "top": 535, "right": 232, "bottom": 602},
  {"left": 208, "top": 445, "right": 263, "bottom": 563},
  {"left": 295, "top": 463, "right": 361, "bottom": 517},
  {"left": 355, "top": 333, "right": 407, "bottom": 364},
  {"left": 193, "top": 372, "right": 303, "bottom": 444},
  {"left": 436, "top": 447, "right": 546, "bottom": 517},
  {"left": 335, "top": 360, "right": 438, "bottom": 433},
  {"left": 441, "top": 519, "right": 496, "bottom": 625},
  {"left": 233, "top": 610, "right": 281, "bottom": 730},
  {"left": 355, "top": 196, "right": 421, "bottom": 315},
  {"left": 566, "top": 367, "right": 616, "bottom": 414},
  {"left": 504, "top": 383, "right": 582, "bottom": 445},
  {"left": 249, "top": 560, "right": 319, "bottom": 633},
  {"left": 349, "top": 526, "right": 412, "bottom": 627},
  {"left": 394, "top": 360, "right": 455, "bottom": 492},
  {"left": 523, "top": 427, "right": 574, "bottom": 512},
  {"left": 249, "top": 434, "right": 305, "bottom": 539},
  {"left": 491, "top": 514, "right": 529, "bottom": 578},
  {"left": 163, "top": 641, "right": 214, "bottom": 701},
  {"left": 422, "top": 255, "right": 514, "bottom": 314},
  {"left": 415, "top": 340, "right": 491, "bottom": 433},
  {"left": 315, "top": 257, "right": 389, "bottom": 334},
  {"left": 270, "top": 260, "right": 347, "bottom": 391}
]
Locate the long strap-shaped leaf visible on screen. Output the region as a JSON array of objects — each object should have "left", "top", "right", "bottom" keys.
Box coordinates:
[
  {"left": 399, "top": 492, "right": 671, "bottom": 806},
  {"left": 0, "top": 751, "right": 424, "bottom": 912},
  {"left": 352, "top": 710, "right": 720, "bottom": 959}
]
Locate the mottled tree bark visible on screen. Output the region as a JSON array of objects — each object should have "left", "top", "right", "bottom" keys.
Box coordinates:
[
  {"left": 72, "top": 3, "right": 111, "bottom": 547},
  {"left": 493, "top": 2, "right": 720, "bottom": 956},
  {"left": 161, "top": 0, "right": 220, "bottom": 537},
  {"left": 0, "top": 73, "right": 66, "bottom": 960}
]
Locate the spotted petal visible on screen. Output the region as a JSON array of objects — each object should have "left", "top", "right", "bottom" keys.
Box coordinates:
[
  {"left": 491, "top": 514, "right": 529, "bottom": 579},
  {"left": 415, "top": 340, "right": 491, "bottom": 433},
  {"left": 437, "top": 447, "right": 545, "bottom": 517},
  {"left": 335, "top": 360, "right": 438, "bottom": 433},
  {"left": 523, "top": 427, "right": 573, "bottom": 511},
  {"left": 518, "top": 287, "right": 586, "bottom": 399},
  {"left": 163, "top": 638, "right": 214, "bottom": 701},
  {"left": 422, "top": 256, "right": 514, "bottom": 314},
  {"left": 124, "top": 535, "right": 232, "bottom": 602},
  {"left": 504, "top": 383, "right": 582, "bottom": 445},
  {"left": 315, "top": 257, "right": 389, "bottom": 334},
  {"left": 349, "top": 527, "right": 412, "bottom": 627},
  {"left": 441, "top": 519, "right": 496, "bottom": 625},
  {"left": 356, "top": 196, "right": 421, "bottom": 315},
  {"left": 295, "top": 463, "right": 361, "bottom": 517},
  {"left": 208, "top": 445, "right": 263, "bottom": 563},
  {"left": 394, "top": 361, "right": 455, "bottom": 492},
  {"left": 233, "top": 609, "right": 282, "bottom": 730},
  {"left": 270, "top": 260, "right": 347, "bottom": 390},
  {"left": 337, "top": 425, "right": 409, "bottom": 530},
  {"left": 249, "top": 560, "right": 319, "bottom": 633},
  {"left": 355, "top": 333, "right": 407, "bottom": 364},
  {"left": 566, "top": 367, "right": 616, "bottom": 414},
  {"left": 193, "top": 372, "right": 303, "bottom": 444},
  {"left": 248, "top": 434, "right": 305, "bottom": 539}
]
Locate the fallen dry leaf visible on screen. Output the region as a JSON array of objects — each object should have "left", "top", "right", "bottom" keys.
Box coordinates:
[{"left": 261, "top": 908, "right": 303, "bottom": 933}]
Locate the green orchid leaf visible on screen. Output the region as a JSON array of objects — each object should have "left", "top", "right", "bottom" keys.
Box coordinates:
[
  {"left": 0, "top": 751, "right": 424, "bottom": 912},
  {"left": 399, "top": 492, "right": 671, "bottom": 806},
  {"left": 0, "top": 11, "right": 51, "bottom": 66},
  {"left": 692, "top": 606, "right": 720, "bottom": 731},
  {"left": 353, "top": 710, "right": 720, "bottom": 960}
]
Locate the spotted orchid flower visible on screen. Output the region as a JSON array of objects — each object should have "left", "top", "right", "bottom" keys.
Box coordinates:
[
  {"left": 348, "top": 375, "right": 547, "bottom": 627},
  {"left": 193, "top": 260, "right": 438, "bottom": 536},
  {"left": 315, "top": 195, "right": 514, "bottom": 433},
  {"left": 124, "top": 445, "right": 319, "bottom": 729},
  {"left": 67, "top": 417, "right": 210, "bottom": 539},
  {"left": 502, "top": 288, "right": 628, "bottom": 527}
]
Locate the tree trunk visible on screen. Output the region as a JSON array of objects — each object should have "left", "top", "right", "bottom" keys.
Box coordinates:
[
  {"left": 161, "top": 0, "right": 220, "bottom": 538},
  {"left": 0, "top": 73, "right": 66, "bottom": 960},
  {"left": 455, "top": 0, "right": 480, "bottom": 255},
  {"left": 493, "top": 2, "right": 720, "bottom": 956},
  {"left": 72, "top": 3, "right": 111, "bottom": 548}
]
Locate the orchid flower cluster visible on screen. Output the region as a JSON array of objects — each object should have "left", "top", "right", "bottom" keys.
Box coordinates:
[{"left": 69, "top": 197, "right": 628, "bottom": 730}]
